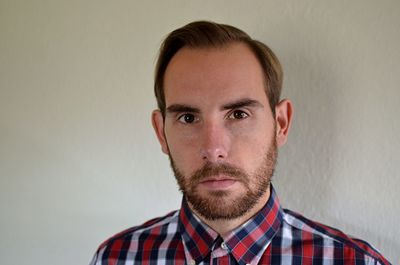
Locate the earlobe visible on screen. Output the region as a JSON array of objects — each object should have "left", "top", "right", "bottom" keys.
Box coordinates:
[
  {"left": 151, "top": 110, "right": 169, "bottom": 155},
  {"left": 275, "top": 99, "right": 293, "bottom": 147}
]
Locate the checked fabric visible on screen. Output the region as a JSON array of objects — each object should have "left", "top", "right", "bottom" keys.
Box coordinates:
[{"left": 90, "top": 186, "right": 390, "bottom": 265}]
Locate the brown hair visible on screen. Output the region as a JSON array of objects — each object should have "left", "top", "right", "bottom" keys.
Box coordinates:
[{"left": 154, "top": 20, "right": 283, "bottom": 117}]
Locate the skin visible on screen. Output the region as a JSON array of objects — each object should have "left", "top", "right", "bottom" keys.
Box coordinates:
[{"left": 152, "top": 42, "right": 293, "bottom": 237}]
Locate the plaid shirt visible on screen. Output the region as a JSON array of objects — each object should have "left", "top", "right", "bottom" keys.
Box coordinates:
[{"left": 90, "top": 187, "right": 390, "bottom": 265}]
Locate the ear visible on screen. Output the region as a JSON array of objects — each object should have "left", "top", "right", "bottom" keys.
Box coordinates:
[
  {"left": 275, "top": 99, "right": 293, "bottom": 147},
  {"left": 151, "top": 110, "right": 169, "bottom": 155}
]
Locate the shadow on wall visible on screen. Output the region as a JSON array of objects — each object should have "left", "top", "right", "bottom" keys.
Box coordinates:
[
  {"left": 273, "top": 27, "right": 341, "bottom": 218},
  {"left": 271, "top": 22, "right": 397, "bottom": 262}
]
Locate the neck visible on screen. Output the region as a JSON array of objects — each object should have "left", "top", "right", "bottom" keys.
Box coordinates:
[{"left": 188, "top": 187, "right": 271, "bottom": 239}]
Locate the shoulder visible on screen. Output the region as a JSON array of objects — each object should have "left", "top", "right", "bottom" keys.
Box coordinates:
[
  {"left": 280, "top": 209, "right": 391, "bottom": 265},
  {"left": 90, "top": 210, "right": 182, "bottom": 264}
]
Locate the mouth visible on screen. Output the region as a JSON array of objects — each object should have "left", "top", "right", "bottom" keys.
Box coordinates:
[{"left": 198, "top": 175, "right": 238, "bottom": 190}]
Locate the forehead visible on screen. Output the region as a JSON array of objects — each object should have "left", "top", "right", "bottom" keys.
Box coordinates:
[{"left": 163, "top": 42, "right": 268, "bottom": 107}]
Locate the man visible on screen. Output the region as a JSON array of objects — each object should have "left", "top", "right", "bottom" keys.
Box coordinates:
[{"left": 90, "top": 21, "right": 390, "bottom": 265}]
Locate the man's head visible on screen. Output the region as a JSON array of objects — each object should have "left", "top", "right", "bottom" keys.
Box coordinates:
[{"left": 152, "top": 21, "right": 292, "bottom": 221}]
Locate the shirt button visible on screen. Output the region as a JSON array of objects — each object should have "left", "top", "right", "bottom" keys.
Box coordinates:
[
  {"left": 221, "top": 242, "right": 228, "bottom": 250},
  {"left": 188, "top": 260, "right": 195, "bottom": 265}
]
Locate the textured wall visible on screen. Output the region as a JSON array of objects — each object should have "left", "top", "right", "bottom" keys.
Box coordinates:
[{"left": 0, "top": 1, "right": 398, "bottom": 264}]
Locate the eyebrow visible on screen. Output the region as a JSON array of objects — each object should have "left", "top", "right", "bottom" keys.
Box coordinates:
[
  {"left": 166, "top": 104, "right": 200, "bottom": 114},
  {"left": 165, "top": 98, "right": 263, "bottom": 114},
  {"left": 221, "top": 98, "right": 264, "bottom": 110}
]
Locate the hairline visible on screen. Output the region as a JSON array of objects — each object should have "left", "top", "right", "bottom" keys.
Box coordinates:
[
  {"left": 154, "top": 21, "right": 282, "bottom": 119},
  {"left": 160, "top": 40, "right": 273, "bottom": 116}
]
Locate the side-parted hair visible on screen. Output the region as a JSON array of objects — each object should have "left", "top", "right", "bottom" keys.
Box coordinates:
[{"left": 154, "top": 21, "right": 283, "bottom": 117}]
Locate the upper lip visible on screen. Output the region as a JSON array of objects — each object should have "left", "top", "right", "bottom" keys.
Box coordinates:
[{"left": 199, "top": 176, "right": 236, "bottom": 183}]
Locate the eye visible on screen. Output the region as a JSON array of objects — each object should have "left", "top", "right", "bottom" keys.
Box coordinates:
[
  {"left": 177, "top": 113, "right": 198, "bottom": 124},
  {"left": 228, "top": 110, "right": 249, "bottom": 120}
]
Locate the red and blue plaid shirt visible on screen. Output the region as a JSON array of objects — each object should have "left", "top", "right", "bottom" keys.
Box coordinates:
[{"left": 90, "top": 187, "right": 391, "bottom": 265}]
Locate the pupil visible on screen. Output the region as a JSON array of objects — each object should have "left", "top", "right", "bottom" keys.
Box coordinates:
[
  {"left": 184, "top": 115, "right": 194, "bottom": 123},
  {"left": 234, "top": 111, "right": 243, "bottom": 119}
]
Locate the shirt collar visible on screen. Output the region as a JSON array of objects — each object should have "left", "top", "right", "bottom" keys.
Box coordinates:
[{"left": 178, "top": 185, "right": 283, "bottom": 264}]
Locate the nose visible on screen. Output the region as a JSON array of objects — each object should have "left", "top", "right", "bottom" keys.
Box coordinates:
[{"left": 200, "top": 121, "right": 230, "bottom": 162}]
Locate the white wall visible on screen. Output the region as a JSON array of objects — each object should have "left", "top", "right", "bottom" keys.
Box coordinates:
[{"left": 0, "top": 1, "right": 398, "bottom": 264}]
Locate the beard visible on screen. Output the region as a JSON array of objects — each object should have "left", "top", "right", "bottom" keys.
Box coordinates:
[{"left": 169, "top": 137, "right": 277, "bottom": 221}]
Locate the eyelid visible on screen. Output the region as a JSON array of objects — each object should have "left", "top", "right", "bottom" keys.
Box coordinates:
[
  {"left": 226, "top": 109, "right": 250, "bottom": 120},
  {"left": 177, "top": 113, "right": 200, "bottom": 124}
]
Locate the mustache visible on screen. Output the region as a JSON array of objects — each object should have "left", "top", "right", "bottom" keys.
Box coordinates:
[{"left": 190, "top": 162, "right": 248, "bottom": 184}]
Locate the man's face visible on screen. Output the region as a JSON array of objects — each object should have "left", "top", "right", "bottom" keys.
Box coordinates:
[{"left": 153, "top": 43, "right": 284, "bottom": 220}]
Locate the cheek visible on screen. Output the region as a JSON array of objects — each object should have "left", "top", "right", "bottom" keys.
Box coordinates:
[
  {"left": 229, "top": 122, "right": 274, "bottom": 160},
  {"left": 166, "top": 126, "right": 200, "bottom": 152},
  {"left": 165, "top": 128, "right": 201, "bottom": 173},
  {"left": 229, "top": 120, "right": 271, "bottom": 145}
]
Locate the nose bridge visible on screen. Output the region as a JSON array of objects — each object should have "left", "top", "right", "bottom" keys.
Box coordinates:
[{"left": 200, "top": 118, "right": 230, "bottom": 162}]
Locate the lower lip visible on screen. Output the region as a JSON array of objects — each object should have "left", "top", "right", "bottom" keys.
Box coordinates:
[{"left": 199, "top": 179, "right": 237, "bottom": 190}]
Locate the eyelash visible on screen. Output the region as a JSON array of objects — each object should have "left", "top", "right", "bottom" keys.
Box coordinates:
[
  {"left": 177, "top": 113, "right": 198, "bottom": 124},
  {"left": 227, "top": 110, "right": 249, "bottom": 120},
  {"left": 177, "top": 109, "right": 250, "bottom": 124}
]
